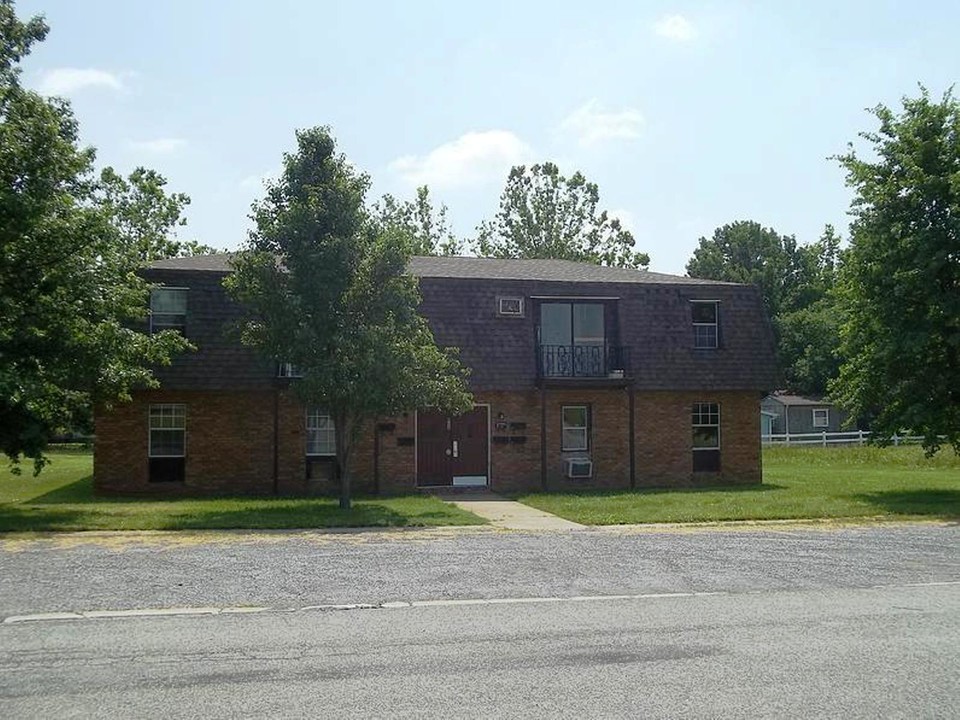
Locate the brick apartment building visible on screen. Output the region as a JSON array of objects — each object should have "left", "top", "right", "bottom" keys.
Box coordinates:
[{"left": 94, "top": 254, "right": 776, "bottom": 495}]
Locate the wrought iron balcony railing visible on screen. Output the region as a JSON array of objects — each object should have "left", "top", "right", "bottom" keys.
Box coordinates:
[{"left": 537, "top": 344, "right": 631, "bottom": 380}]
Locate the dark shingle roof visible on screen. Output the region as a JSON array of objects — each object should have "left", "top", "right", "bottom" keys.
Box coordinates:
[
  {"left": 144, "top": 254, "right": 776, "bottom": 393},
  {"left": 407, "top": 256, "right": 735, "bottom": 285},
  {"left": 148, "top": 253, "right": 237, "bottom": 271},
  {"left": 148, "top": 253, "right": 736, "bottom": 286}
]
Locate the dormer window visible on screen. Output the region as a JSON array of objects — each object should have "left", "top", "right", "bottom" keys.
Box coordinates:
[
  {"left": 150, "top": 288, "right": 187, "bottom": 334},
  {"left": 277, "top": 363, "right": 303, "bottom": 378},
  {"left": 691, "top": 300, "right": 719, "bottom": 349}
]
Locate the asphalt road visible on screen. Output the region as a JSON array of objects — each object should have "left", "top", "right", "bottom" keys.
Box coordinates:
[{"left": 2, "top": 523, "right": 959, "bottom": 717}]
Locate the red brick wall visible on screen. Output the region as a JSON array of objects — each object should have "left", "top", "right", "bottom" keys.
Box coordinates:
[
  {"left": 635, "top": 390, "right": 761, "bottom": 487},
  {"left": 482, "top": 391, "right": 542, "bottom": 493},
  {"left": 95, "top": 388, "right": 762, "bottom": 495},
  {"left": 95, "top": 389, "right": 275, "bottom": 495},
  {"left": 542, "top": 387, "right": 632, "bottom": 491},
  {"left": 376, "top": 412, "right": 417, "bottom": 495}
]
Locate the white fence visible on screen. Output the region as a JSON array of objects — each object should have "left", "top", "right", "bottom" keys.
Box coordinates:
[{"left": 761, "top": 430, "right": 924, "bottom": 447}]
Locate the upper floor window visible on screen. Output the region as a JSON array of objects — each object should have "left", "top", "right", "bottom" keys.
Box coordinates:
[
  {"left": 540, "top": 302, "right": 607, "bottom": 377},
  {"left": 278, "top": 363, "right": 303, "bottom": 378},
  {"left": 150, "top": 288, "right": 187, "bottom": 334},
  {"left": 691, "top": 300, "right": 719, "bottom": 349},
  {"left": 306, "top": 410, "right": 336, "bottom": 456},
  {"left": 812, "top": 408, "right": 829, "bottom": 428}
]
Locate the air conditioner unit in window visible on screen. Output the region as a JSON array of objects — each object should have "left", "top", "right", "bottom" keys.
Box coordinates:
[{"left": 566, "top": 458, "right": 593, "bottom": 479}]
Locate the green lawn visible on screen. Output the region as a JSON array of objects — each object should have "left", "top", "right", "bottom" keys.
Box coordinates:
[
  {"left": 516, "top": 445, "right": 960, "bottom": 525},
  {"left": 0, "top": 451, "right": 485, "bottom": 532}
]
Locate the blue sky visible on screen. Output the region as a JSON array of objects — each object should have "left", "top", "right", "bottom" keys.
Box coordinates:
[{"left": 17, "top": 0, "right": 960, "bottom": 274}]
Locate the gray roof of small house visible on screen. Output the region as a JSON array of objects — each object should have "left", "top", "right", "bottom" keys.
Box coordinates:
[
  {"left": 765, "top": 393, "right": 832, "bottom": 407},
  {"left": 148, "top": 253, "right": 736, "bottom": 285}
]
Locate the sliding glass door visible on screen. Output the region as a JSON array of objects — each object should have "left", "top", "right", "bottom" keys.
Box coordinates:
[{"left": 539, "top": 302, "right": 605, "bottom": 376}]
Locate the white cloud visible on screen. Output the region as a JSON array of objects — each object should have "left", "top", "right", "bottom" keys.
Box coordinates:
[
  {"left": 127, "top": 137, "right": 187, "bottom": 154},
  {"left": 558, "top": 100, "right": 644, "bottom": 148},
  {"left": 388, "top": 130, "right": 532, "bottom": 188},
  {"left": 654, "top": 14, "right": 698, "bottom": 41},
  {"left": 36, "top": 68, "right": 124, "bottom": 96}
]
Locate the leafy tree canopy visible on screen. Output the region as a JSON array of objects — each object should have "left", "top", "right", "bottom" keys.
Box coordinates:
[
  {"left": 373, "top": 185, "right": 462, "bottom": 256},
  {"left": 226, "top": 127, "right": 472, "bottom": 508},
  {"left": 686, "top": 220, "right": 807, "bottom": 319},
  {"left": 477, "top": 162, "right": 649, "bottom": 269},
  {"left": 832, "top": 87, "right": 960, "bottom": 454},
  {"left": 99, "top": 166, "right": 214, "bottom": 262},
  {"left": 0, "top": 1, "right": 191, "bottom": 470}
]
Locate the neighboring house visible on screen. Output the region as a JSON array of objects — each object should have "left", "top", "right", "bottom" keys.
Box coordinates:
[
  {"left": 94, "top": 255, "right": 777, "bottom": 495},
  {"left": 760, "top": 410, "right": 778, "bottom": 438},
  {"left": 760, "top": 393, "right": 852, "bottom": 436}
]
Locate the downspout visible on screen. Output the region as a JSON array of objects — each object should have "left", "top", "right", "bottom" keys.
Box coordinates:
[
  {"left": 373, "top": 421, "right": 381, "bottom": 496},
  {"left": 272, "top": 386, "right": 280, "bottom": 495},
  {"left": 628, "top": 386, "right": 636, "bottom": 489},
  {"left": 540, "top": 385, "right": 548, "bottom": 491}
]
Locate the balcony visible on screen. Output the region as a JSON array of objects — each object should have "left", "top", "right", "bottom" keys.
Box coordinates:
[{"left": 537, "top": 344, "right": 632, "bottom": 385}]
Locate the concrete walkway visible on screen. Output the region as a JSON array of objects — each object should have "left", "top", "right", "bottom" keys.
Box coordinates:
[{"left": 436, "top": 491, "right": 584, "bottom": 531}]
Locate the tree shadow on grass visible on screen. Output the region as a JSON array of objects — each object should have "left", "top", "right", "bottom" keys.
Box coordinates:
[
  {"left": 852, "top": 489, "right": 960, "bottom": 518},
  {"left": 26, "top": 476, "right": 101, "bottom": 504},
  {"left": 9, "top": 478, "right": 469, "bottom": 530},
  {"left": 0, "top": 506, "right": 92, "bottom": 532},
  {"left": 161, "top": 503, "right": 414, "bottom": 530}
]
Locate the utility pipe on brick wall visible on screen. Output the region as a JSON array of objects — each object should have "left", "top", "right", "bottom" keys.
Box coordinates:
[
  {"left": 373, "top": 421, "right": 380, "bottom": 496},
  {"left": 272, "top": 387, "right": 279, "bottom": 495},
  {"left": 628, "top": 387, "right": 636, "bottom": 489},
  {"left": 540, "top": 385, "right": 547, "bottom": 491}
]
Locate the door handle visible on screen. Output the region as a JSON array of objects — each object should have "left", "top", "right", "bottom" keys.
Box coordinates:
[
  {"left": 452, "top": 440, "right": 459, "bottom": 458},
  {"left": 445, "top": 448, "right": 451, "bottom": 456}
]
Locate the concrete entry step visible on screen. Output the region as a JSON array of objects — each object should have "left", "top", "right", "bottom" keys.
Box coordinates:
[{"left": 433, "top": 490, "right": 585, "bottom": 531}]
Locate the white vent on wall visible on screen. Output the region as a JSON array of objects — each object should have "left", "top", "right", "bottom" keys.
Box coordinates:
[
  {"left": 498, "top": 297, "right": 524, "bottom": 316},
  {"left": 566, "top": 458, "right": 593, "bottom": 479}
]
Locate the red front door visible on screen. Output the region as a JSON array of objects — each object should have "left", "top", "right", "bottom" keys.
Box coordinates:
[{"left": 417, "top": 407, "right": 489, "bottom": 486}]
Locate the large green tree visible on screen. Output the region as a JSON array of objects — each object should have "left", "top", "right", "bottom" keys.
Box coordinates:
[
  {"left": 686, "top": 220, "right": 843, "bottom": 395},
  {"left": 832, "top": 88, "right": 960, "bottom": 454},
  {"left": 477, "top": 162, "right": 649, "bottom": 269},
  {"left": 686, "top": 220, "right": 807, "bottom": 320},
  {"left": 99, "top": 166, "right": 214, "bottom": 262},
  {"left": 226, "top": 127, "right": 472, "bottom": 509},
  {"left": 0, "top": 2, "right": 189, "bottom": 470},
  {"left": 374, "top": 185, "right": 462, "bottom": 256}
]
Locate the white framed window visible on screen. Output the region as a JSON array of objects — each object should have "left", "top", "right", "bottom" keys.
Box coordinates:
[
  {"left": 691, "top": 300, "right": 719, "bottom": 349},
  {"left": 306, "top": 410, "right": 336, "bottom": 456},
  {"left": 150, "top": 288, "right": 188, "bottom": 334},
  {"left": 812, "top": 408, "right": 829, "bottom": 428},
  {"left": 498, "top": 296, "right": 524, "bottom": 316},
  {"left": 149, "top": 404, "right": 186, "bottom": 457},
  {"left": 692, "top": 402, "right": 720, "bottom": 472},
  {"left": 278, "top": 363, "right": 303, "bottom": 378},
  {"left": 561, "top": 405, "right": 589, "bottom": 451}
]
